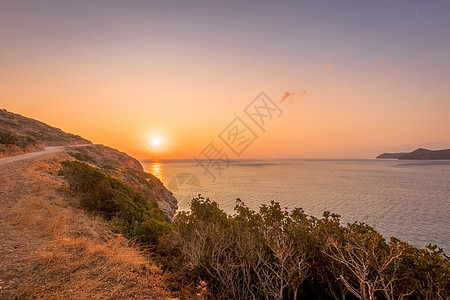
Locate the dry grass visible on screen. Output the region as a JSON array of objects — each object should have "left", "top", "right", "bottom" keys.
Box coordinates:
[
  {"left": 5, "top": 153, "right": 176, "bottom": 299},
  {"left": 16, "top": 236, "right": 171, "bottom": 299}
]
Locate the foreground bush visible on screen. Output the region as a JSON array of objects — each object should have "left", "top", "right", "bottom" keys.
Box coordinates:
[{"left": 173, "top": 196, "right": 450, "bottom": 300}]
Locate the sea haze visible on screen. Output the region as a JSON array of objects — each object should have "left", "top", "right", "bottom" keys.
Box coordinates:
[{"left": 143, "top": 159, "right": 450, "bottom": 253}]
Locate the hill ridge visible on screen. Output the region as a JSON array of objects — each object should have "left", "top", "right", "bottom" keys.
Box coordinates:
[{"left": 377, "top": 148, "right": 450, "bottom": 159}]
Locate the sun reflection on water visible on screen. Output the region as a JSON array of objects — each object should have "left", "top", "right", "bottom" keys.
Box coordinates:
[{"left": 150, "top": 162, "right": 164, "bottom": 183}]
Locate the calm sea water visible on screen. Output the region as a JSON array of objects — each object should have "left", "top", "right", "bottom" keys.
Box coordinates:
[{"left": 142, "top": 159, "right": 450, "bottom": 253}]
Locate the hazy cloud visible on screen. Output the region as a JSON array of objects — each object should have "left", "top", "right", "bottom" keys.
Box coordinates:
[
  {"left": 279, "top": 89, "right": 308, "bottom": 103},
  {"left": 325, "top": 61, "right": 331, "bottom": 71},
  {"left": 280, "top": 91, "right": 293, "bottom": 103}
]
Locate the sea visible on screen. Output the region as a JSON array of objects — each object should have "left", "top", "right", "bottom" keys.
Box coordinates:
[{"left": 142, "top": 159, "right": 450, "bottom": 253}]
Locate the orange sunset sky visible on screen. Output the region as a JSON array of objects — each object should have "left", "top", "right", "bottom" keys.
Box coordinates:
[{"left": 1, "top": 1, "right": 450, "bottom": 159}]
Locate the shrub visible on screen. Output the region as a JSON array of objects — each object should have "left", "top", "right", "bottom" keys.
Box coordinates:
[
  {"left": 173, "top": 196, "right": 449, "bottom": 300},
  {"left": 0, "top": 131, "right": 37, "bottom": 147},
  {"left": 67, "top": 151, "right": 95, "bottom": 163},
  {"left": 60, "top": 161, "right": 171, "bottom": 250},
  {"left": 0, "top": 131, "right": 20, "bottom": 144},
  {"left": 173, "top": 197, "right": 311, "bottom": 299}
]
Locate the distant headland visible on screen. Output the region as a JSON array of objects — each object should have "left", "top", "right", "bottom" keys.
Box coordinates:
[{"left": 377, "top": 148, "right": 450, "bottom": 160}]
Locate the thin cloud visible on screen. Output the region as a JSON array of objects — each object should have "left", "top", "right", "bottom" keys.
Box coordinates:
[
  {"left": 279, "top": 89, "right": 308, "bottom": 103},
  {"left": 280, "top": 91, "right": 293, "bottom": 103},
  {"left": 325, "top": 61, "right": 331, "bottom": 71}
]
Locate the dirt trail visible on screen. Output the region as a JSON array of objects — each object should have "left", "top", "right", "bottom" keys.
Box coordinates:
[
  {"left": 0, "top": 146, "right": 87, "bottom": 297},
  {"left": 0, "top": 152, "right": 55, "bottom": 298},
  {"left": 0, "top": 145, "right": 91, "bottom": 166},
  {"left": 0, "top": 147, "right": 63, "bottom": 166}
]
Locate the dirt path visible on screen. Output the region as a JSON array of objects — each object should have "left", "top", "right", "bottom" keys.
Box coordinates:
[
  {"left": 0, "top": 153, "right": 55, "bottom": 298},
  {"left": 0, "top": 146, "right": 85, "bottom": 297},
  {"left": 0, "top": 147, "right": 64, "bottom": 166},
  {"left": 0, "top": 145, "right": 92, "bottom": 167}
]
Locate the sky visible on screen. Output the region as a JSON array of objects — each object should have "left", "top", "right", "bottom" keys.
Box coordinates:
[{"left": 1, "top": 0, "right": 450, "bottom": 159}]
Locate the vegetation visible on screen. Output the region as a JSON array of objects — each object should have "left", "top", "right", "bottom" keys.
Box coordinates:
[
  {"left": 67, "top": 145, "right": 122, "bottom": 170},
  {"left": 0, "top": 131, "right": 37, "bottom": 147},
  {"left": 60, "top": 162, "right": 449, "bottom": 299},
  {"left": 171, "top": 197, "right": 449, "bottom": 299},
  {"left": 67, "top": 150, "right": 95, "bottom": 163},
  {"left": 60, "top": 161, "right": 171, "bottom": 248}
]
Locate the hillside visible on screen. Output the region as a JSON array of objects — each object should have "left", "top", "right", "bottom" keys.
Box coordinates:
[
  {"left": 0, "top": 109, "right": 90, "bottom": 157},
  {"left": 0, "top": 110, "right": 184, "bottom": 298},
  {"left": 0, "top": 109, "right": 177, "bottom": 217},
  {"left": 377, "top": 148, "right": 450, "bottom": 160},
  {"left": 66, "top": 144, "right": 178, "bottom": 217},
  {"left": 0, "top": 151, "right": 175, "bottom": 299}
]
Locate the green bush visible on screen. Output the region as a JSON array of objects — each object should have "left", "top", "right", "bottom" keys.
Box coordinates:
[
  {"left": 0, "top": 131, "right": 37, "bottom": 147},
  {"left": 67, "top": 151, "right": 95, "bottom": 163},
  {"left": 61, "top": 161, "right": 171, "bottom": 249},
  {"left": 0, "top": 131, "right": 20, "bottom": 144}
]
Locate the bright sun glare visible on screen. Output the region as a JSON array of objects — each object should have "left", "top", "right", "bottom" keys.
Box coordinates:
[
  {"left": 146, "top": 130, "right": 168, "bottom": 154},
  {"left": 152, "top": 137, "right": 161, "bottom": 146}
]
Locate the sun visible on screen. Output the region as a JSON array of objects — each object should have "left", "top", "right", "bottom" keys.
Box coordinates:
[
  {"left": 144, "top": 130, "right": 169, "bottom": 155},
  {"left": 152, "top": 137, "right": 161, "bottom": 146}
]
